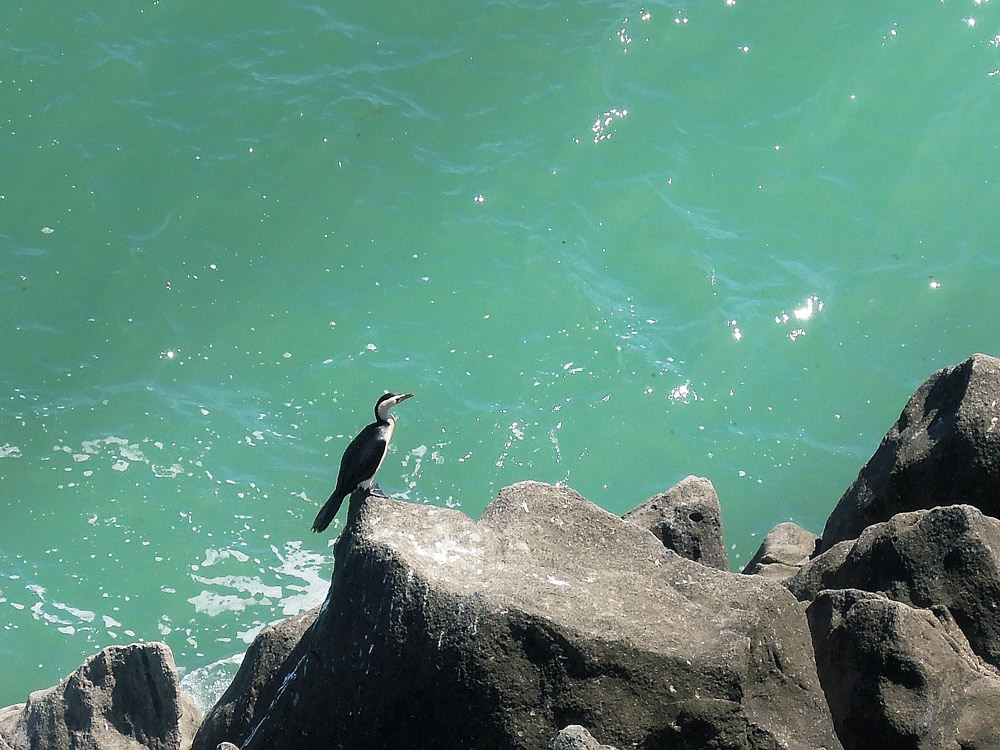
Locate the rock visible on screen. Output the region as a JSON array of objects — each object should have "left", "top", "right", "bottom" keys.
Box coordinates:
[
  {"left": 199, "top": 481, "right": 840, "bottom": 750},
  {"left": 0, "top": 642, "right": 200, "bottom": 750},
  {"left": 0, "top": 704, "right": 23, "bottom": 750},
  {"left": 782, "top": 540, "right": 853, "bottom": 602},
  {"left": 788, "top": 504, "right": 1000, "bottom": 668},
  {"left": 549, "top": 724, "right": 618, "bottom": 750},
  {"left": 742, "top": 522, "right": 820, "bottom": 581},
  {"left": 215, "top": 744, "right": 240, "bottom": 750},
  {"left": 623, "top": 475, "right": 729, "bottom": 570},
  {"left": 821, "top": 353, "right": 1000, "bottom": 551},
  {"left": 192, "top": 607, "right": 318, "bottom": 750},
  {"left": 806, "top": 588, "right": 1000, "bottom": 749}
]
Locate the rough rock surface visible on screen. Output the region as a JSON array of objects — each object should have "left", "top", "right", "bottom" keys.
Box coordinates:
[
  {"left": 821, "top": 353, "right": 1000, "bottom": 551},
  {"left": 788, "top": 504, "right": 1000, "bottom": 668},
  {"left": 742, "top": 522, "right": 819, "bottom": 581},
  {"left": 0, "top": 704, "right": 23, "bottom": 750},
  {"left": 193, "top": 607, "right": 317, "bottom": 750},
  {"left": 194, "top": 481, "right": 840, "bottom": 750},
  {"left": 781, "top": 542, "right": 852, "bottom": 605},
  {"left": 0, "top": 642, "right": 200, "bottom": 750},
  {"left": 807, "top": 588, "right": 1000, "bottom": 750},
  {"left": 623, "top": 475, "right": 729, "bottom": 570},
  {"left": 548, "top": 724, "right": 619, "bottom": 750}
]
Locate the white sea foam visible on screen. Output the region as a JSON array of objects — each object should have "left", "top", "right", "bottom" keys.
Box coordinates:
[
  {"left": 0, "top": 444, "right": 21, "bottom": 458},
  {"left": 179, "top": 653, "right": 245, "bottom": 713},
  {"left": 269, "top": 541, "right": 328, "bottom": 616},
  {"left": 187, "top": 590, "right": 255, "bottom": 617},
  {"left": 200, "top": 548, "right": 250, "bottom": 567},
  {"left": 187, "top": 542, "right": 327, "bottom": 620},
  {"left": 54, "top": 435, "right": 195, "bottom": 481},
  {"left": 102, "top": 614, "right": 122, "bottom": 629}
]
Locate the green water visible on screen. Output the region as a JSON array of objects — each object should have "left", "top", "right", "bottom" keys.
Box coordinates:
[{"left": 3, "top": 1, "right": 999, "bottom": 708}]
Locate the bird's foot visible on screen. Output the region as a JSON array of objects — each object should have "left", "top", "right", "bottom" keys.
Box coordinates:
[{"left": 368, "top": 482, "right": 390, "bottom": 499}]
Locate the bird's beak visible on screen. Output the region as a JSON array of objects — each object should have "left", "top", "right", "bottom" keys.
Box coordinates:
[{"left": 397, "top": 393, "right": 415, "bottom": 403}]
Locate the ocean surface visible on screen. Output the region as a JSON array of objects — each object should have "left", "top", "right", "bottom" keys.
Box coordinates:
[{"left": 3, "top": 0, "right": 999, "bottom": 709}]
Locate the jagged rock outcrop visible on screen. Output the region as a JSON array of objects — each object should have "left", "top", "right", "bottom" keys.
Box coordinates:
[
  {"left": 192, "top": 481, "right": 840, "bottom": 750},
  {"left": 776, "top": 355, "right": 1000, "bottom": 747},
  {"left": 807, "top": 589, "right": 1000, "bottom": 750},
  {"left": 0, "top": 642, "right": 200, "bottom": 750},
  {"left": 623, "top": 475, "right": 729, "bottom": 570},
  {"left": 742, "top": 522, "right": 819, "bottom": 581},
  {"left": 788, "top": 504, "right": 1000, "bottom": 668},
  {"left": 821, "top": 353, "right": 1000, "bottom": 551}
]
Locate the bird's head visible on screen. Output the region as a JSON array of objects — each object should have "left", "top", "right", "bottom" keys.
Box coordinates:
[{"left": 375, "top": 392, "right": 414, "bottom": 422}]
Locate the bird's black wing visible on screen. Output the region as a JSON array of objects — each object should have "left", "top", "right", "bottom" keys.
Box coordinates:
[
  {"left": 312, "top": 423, "right": 387, "bottom": 533},
  {"left": 334, "top": 422, "right": 388, "bottom": 495}
]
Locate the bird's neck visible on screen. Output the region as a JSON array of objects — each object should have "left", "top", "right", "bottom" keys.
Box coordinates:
[{"left": 378, "top": 416, "right": 396, "bottom": 445}]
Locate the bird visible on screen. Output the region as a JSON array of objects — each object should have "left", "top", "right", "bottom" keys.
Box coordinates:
[{"left": 311, "top": 392, "right": 414, "bottom": 533}]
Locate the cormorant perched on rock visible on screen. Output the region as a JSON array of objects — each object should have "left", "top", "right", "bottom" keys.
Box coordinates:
[{"left": 311, "top": 392, "right": 413, "bottom": 533}]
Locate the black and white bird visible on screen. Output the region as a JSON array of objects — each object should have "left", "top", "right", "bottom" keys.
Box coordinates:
[{"left": 311, "top": 392, "right": 414, "bottom": 533}]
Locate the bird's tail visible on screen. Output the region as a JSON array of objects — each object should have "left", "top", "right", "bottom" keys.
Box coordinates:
[{"left": 312, "top": 491, "right": 346, "bottom": 533}]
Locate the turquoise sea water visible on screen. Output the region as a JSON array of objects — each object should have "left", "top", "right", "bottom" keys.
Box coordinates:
[{"left": 3, "top": 1, "right": 1000, "bottom": 708}]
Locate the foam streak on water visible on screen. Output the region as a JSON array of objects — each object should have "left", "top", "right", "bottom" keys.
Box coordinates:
[{"left": 3, "top": 0, "right": 1000, "bottom": 706}]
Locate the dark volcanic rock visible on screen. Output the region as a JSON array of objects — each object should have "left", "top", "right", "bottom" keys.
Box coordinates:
[
  {"left": 192, "top": 607, "right": 318, "bottom": 750},
  {"left": 199, "top": 481, "right": 840, "bottom": 750},
  {"left": 742, "top": 522, "right": 820, "bottom": 582},
  {"left": 623, "top": 475, "right": 729, "bottom": 570},
  {"left": 788, "top": 504, "right": 1000, "bottom": 668},
  {"left": 0, "top": 642, "right": 200, "bottom": 750},
  {"left": 807, "top": 588, "right": 1000, "bottom": 750},
  {"left": 821, "top": 353, "right": 1000, "bottom": 551}
]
